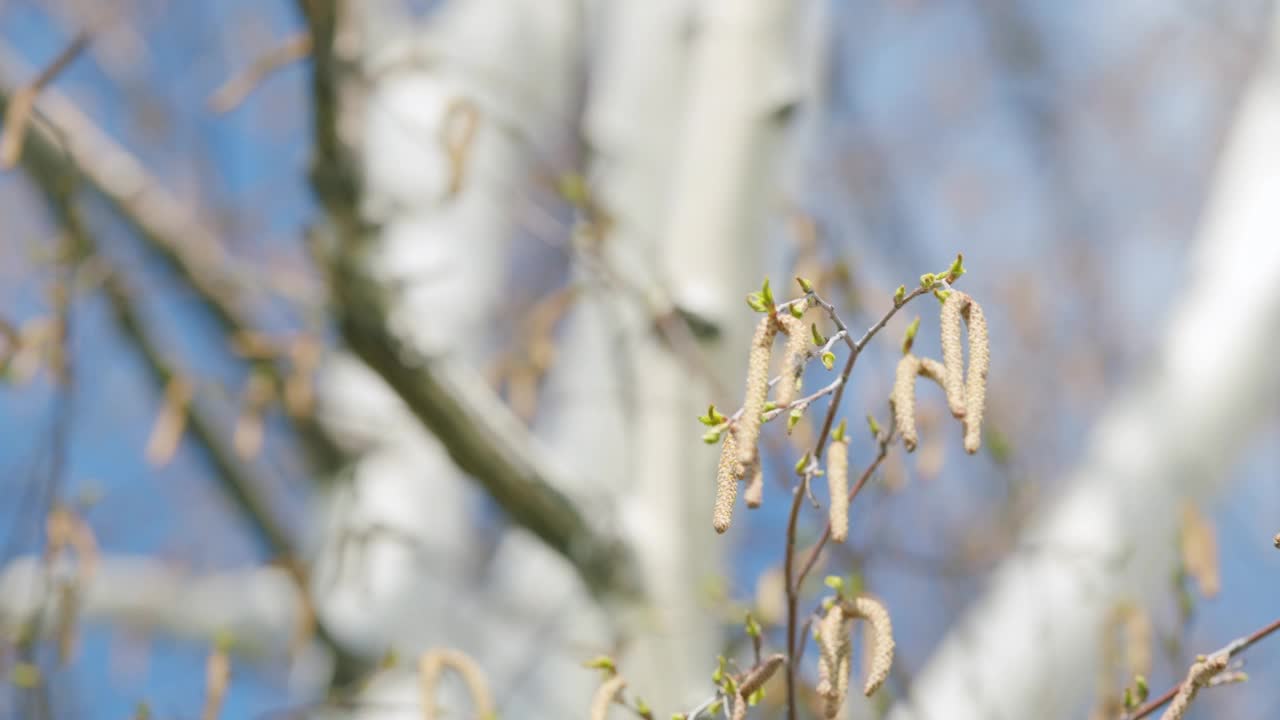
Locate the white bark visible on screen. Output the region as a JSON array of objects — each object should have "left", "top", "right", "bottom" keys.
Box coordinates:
[{"left": 888, "top": 16, "right": 1280, "bottom": 719}]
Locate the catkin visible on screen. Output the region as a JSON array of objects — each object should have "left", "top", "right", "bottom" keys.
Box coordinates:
[
  {"left": 202, "top": 646, "right": 230, "bottom": 720},
  {"left": 940, "top": 292, "right": 967, "bottom": 419},
  {"left": 961, "top": 297, "right": 989, "bottom": 454},
  {"left": 738, "top": 653, "right": 786, "bottom": 698},
  {"left": 828, "top": 437, "right": 850, "bottom": 543},
  {"left": 714, "top": 432, "right": 742, "bottom": 533},
  {"left": 816, "top": 604, "right": 851, "bottom": 719},
  {"left": 419, "top": 648, "right": 495, "bottom": 720},
  {"left": 1179, "top": 503, "right": 1221, "bottom": 599},
  {"left": 1160, "top": 654, "right": 1228, "bottom": 720},
  {"left": 744, "top": 461, "right": 764, "bottom": 509},
  {"left": 736, "top": 315, "right": 778, "bottom": 467},
  {"left": 589, "top": 673, "right": 627, "bottom": 720},
  {"left": 775, "top": 314, "right": 807, "bottom": 408},
  {"left": 891, "top": 355, "right": 923, "bottom": 451},
  {"left": 849, "top": 596, "right": 895, "bottom": 697}
]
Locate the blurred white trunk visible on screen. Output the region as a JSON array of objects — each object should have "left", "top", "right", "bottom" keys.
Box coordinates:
[{"left": 889, "top": 16, "right": 1280, "bottom": 719}]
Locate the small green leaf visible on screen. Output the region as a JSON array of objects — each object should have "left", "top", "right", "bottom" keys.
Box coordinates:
[
  {"left": 760, "top": 278, "right": 775, "bottom": 308},
  {"left": 712, "top": 655, "right": 726, "bottom": 683},
  {"left": 821, "top": 351, "right": 835, "bottom": 370},
  {"left": 763, "top": 400, "right": 778, "bottom": 412},
  {"left": 933, "top": 289, "right": 952, "bottom": 303},
  {"left": 946, "top": 253, "right": 966, "bottom": 282},
  {"left": 1123, "top": 687, "right": 1136, "bottom": 710},
  {"left": 811, "top": 323, "right": 827, "bottom": 346},
  {"left": 787, "top": 408, "right": 803, "bottom": 433},
  {"left": 584, "top": 656, "right": 616, "bottom": 672},
  {"left": 831, "top": 419, "right": 847, "bottom": 443},
  {"left": 744, "top": 612, "right": 761, "bottom": 638},
  {"left": 746, "top": 293, "right": 768, "bottom": 313},
  {"left": 795, "top": 452, "right": 811, "bottom": 476},
  {"left": 707, "top": 700, "right": 723, "bottom": 715},
  {"left": 789, "top": 299, "right": 806, "bottom": 318},
  {"left": 893, "top": 285, "right": 906, "bottom": 306},
  {"left": 796, "top": 276, "right": 815, "bottom": 294},
  {"left": 703, "top": 429, "right": 723, "bottom": 444},
  {"left": 636, "top": 697, "right": 651, "bottom": 715},
  {"left": 866, "top": 413, "right": 881, "bottom": 438},
  {"left": 823, "top": 575, "right": 844, "bottom": 592},
  {"left": 748, "top": 688, "right": 765, "bottom": 706},
  {"left": 1135, "top": 675, "right": 1148, "bottom": 702},
  {"left": 919, "top": 272, "right": 936, "bottom": 289}
]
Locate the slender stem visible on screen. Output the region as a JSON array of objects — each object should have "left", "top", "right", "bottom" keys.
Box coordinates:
[
  {"left": 1125, "top": 615, "right": 1280, "bottom": 719},
  {"left": 783, "top": 285, "right": 930, "bottom": 720}
]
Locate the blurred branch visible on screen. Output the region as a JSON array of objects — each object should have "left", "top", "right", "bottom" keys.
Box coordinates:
[
  {"left": 208, "top": 32, "right": 311, "bottom": 114},
  {"left": 293, "top": 3, "right": 642, "bottom": 599},
  {"left": 6, "top": 89, "right": 367, "bottom": 680},
  {"left": 0, "top": 555, "right": 304, "bottom": 657},
  {"left": 0, "top": 41, "right": 345, "bottom": 473},
  {"left": 0, "top": 31, "right": 89, "bottom": 168}
]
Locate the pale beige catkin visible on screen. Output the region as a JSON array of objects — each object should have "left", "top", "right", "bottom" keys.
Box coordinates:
[
  {"left": 589, "top": 674, "right": 627, "bottom": 720},
  {"left": 714, "top": 431, "right": 742, "bottom": 533},
  {"left": 828, "top": 438, "right": 850, "bottom": 543},
  {"left": 939, "top": 292, "right": 967, "bottom": 419},
  {"left": 890, "top": 355, "right": 923, "bottom": 451},
  {"left": 817, "top": 605, "right": 851, "bottom": 719},
  {"left": 419, "top": 648, "right": 495, "bottom": 720},
  {"left": 736, "top": 315, "right": 778, "bottom": 467},
  {"left": 744, "top": 461, "right": 764, "bottom": 509},
  {"left": 775, "top": 314, "right": 807, "bottom": 408},
  {"left": 849, "top": 596, "right": 894, "bottom": 696},
  {"left": 961, "top": 296, "right": 989, "bottom": 454},
  {"left": 1160, "top": 654, "right": 1228, "bottom": 720}
]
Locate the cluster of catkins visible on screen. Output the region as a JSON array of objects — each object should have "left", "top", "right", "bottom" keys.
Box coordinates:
[
  {"left": 816, "top": 594, "right": 896, "bottom": 718},
  {"left": 713, "top": 309, "right": 809, "bottom": 534},
  {"left": 892, "top": 290, "right": 990, "bottom": 455},
  {"left": 712, "top": 285, "right": 989, "bottom": 536}
]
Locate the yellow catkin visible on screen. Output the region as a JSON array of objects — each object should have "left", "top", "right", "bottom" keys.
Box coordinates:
[
  {"left": 1179, "top": 503, "right": 1220, "bottom": 599},
  {"left": 1160, "top": 654, "right": 1228, "bottom": 720},
  {"left": 775, "top": 314, "right": 807, "bottom": 408},
  {"left": 828, "top": 437, "right": 850, "bottom": 543},
  {"left": 939, "top": 292, "right": 967, "bottom": 419},
  {"left": 202, "top": 647, "right": 230, "bottom": 720},
  {"left": 745, "top": 461, "right": 764, "bottom": 509},
  {"left": 890, "top": 355, "right": 923, "bottom": 451},
  {"left": 736, "top": 315, "right": 778, "bottom": 467},
  {"left": 1123, "top": 606, "right": 1153, "bottom": 679},
  {"left": 738, "top": 653, "right": 786, "bottom": 698},
  {"left": 816, "top": 605, "right": 851, "bottom": 719},
  {"left": 714, "top": 432, "right": 743, "bottom": 533},
  {"left": 419, "top": 648, "right": 495, "bottom": 720},
  {"left": 589, "top": 673, "right": 627, "bottom": 720},
  {"left": 849, "top": 596, "right": 894, "bottom": 697},
  {"left": 961, "top": 297, "right": 989, "bottom": 454}
]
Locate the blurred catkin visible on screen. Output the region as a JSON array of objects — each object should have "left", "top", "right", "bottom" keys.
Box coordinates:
[
  {"left": 589, "top": 674, "right": 627, "bottom": 720},
  {"left": 419, "top": 648, "right": 494, "bottom": 720}
]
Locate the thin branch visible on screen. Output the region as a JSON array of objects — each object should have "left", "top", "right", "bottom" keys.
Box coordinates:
[
  {"left": 0, "top": 31, "right": 89, "bottom": 168},
  {"left": 1124, "top": 616, "right": 1280, "bottom": 720},
  {"left": 208, "top": 33, "right": 311, "bottom": 114},
  {"left": 783, "top": 285, "right": 930, "bottom": 720}
]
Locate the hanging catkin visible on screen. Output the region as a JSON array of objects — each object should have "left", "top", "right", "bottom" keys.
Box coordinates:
[
  {"left": 828, "top": 436, "right": 850, "bottom": 543},
  {"left": 736, "top": 315, "right": 778, "bottom": 467}
]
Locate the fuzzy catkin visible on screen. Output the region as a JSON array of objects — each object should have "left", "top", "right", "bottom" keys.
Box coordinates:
[
  {"left": 744, "top": 462, "right": 764, "bottom": 509},
  {"left": 714, "top": 432, "right": 742, "bottom": 533},
  {"left": 589, "top": 674, "right": 627, "bottom": 720},
  {"left": 850, "top": 596, "right": 895, "bottom": 696},
  {"left": 940, "top": 292, "right": 967, "bottom": 419},
  {"left": 961, "top": 297, "right": 989, "bottom": 454},
  {"left": 827, "top": 438, "right": 850, "bottom": 543},
  {"left": 202, "top": 647, "right": 230, "bottom": 720},
  {"left": 738, "top": 653, "right": 786, "bottom": 698},
  {"left": 891, "top": 355, "right": 923, "bottom": 451},
  {"left": 419, "top": 649, "right": 495, "bottom": 720},
  {"left": 817, "top": 605, "right": 851, "bottom": 719},
  {"left": 775, "top": 314, "right": 807, "bottom": 408},
  {"left": 736, "top": 315, "right": 778, "bottom": 466},
  {"left": 1160, "top": 654, "right": 1228, "bottom": 720}
]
